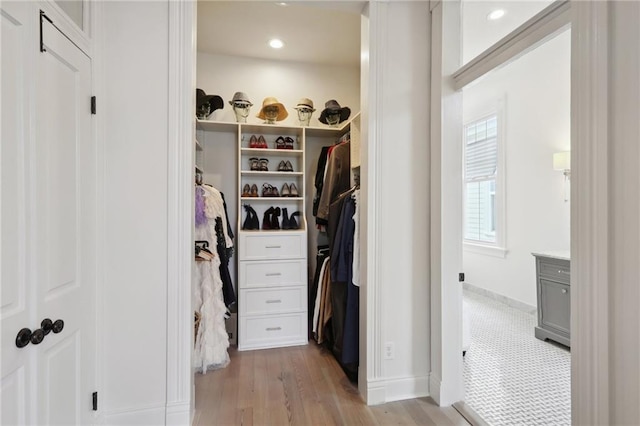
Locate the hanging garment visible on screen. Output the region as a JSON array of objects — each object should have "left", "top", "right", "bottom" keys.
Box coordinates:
[
  {"left": 193, "top": 256, "right": 230, "bottom": 372},
  {"left": 312, "top": 255, "right": 330, "bottom": 337},
  {"left": 352, "top": 189, "right": 360, "bottom": 287},
  {"left": 315, "top": 258, "right": 333, "bottom": 344},
  {"left": 313, "top": 146, "right": 330, "bottom": 218},
  {"left": 200, "top": 185, "right": 236, "bottom": 308},
  {"left": 316, "top": 142, "right": 351, "bottom": 224},
  {"left": 337, "top": 197, "right": 358, "bottom": 365},
  {"left": 309, "top": 247, "right": 330, "bottom": 338}
]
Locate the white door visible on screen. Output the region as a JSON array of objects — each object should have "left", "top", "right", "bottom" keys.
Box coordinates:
[{"left": 1, "top": 3, "right": 96, "bottom": 424}]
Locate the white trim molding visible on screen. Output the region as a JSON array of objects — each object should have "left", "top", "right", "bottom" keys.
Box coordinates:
[
  {"left": 359, "top": 0, "right": 385, "bottom": 405},
  {"left": 430, "top": 0, "right": 465, "bottom": 407},
  {"left": 366, "top": 375, "right": 430, "bottom": 405},
  {"left": 166, "top": 0, "right": 196, "bottom": 424},
  {"left": 571, "top": 1, "right": 610, "bottom": 424}
]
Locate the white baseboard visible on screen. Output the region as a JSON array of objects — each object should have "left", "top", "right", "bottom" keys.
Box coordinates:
[
  {"left": 104, "top": 404, "right": 165, "bottom": 425},
  {"left": 429, "top": 373, "right": 442, "bottom": 405},
  {"left": 463, "top": 283, "right": 536, "bottom": 315},
  {"left": 365, "top": 375, "right": 430, "bottom": 405},
  {"left": 166, "top": 402, "right": 190, "bottom": 425}
]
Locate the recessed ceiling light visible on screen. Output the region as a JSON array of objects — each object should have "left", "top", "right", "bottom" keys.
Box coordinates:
[
  {"left": 276, "top": 2, "right": 288, "bottom": 6},
  {"left": 487, "top": 9, "right": 506, "bottom": 20},
  {"left": 269, "top": 39, "right": 284, "bottom": 49}
]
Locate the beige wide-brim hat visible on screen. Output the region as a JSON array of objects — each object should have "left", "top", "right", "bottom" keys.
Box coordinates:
[{"left": 257, "top": 96, "right": 288, "bottom": 121}]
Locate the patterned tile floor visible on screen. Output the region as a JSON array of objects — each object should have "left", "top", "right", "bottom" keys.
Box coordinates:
[{"left": 463, "top": 290, "right": 571, "bottom": 426}]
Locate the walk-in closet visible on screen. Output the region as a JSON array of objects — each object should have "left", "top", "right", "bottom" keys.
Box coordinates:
[{"left": 191, "top": 2, "right": 364, "bottom": 417}]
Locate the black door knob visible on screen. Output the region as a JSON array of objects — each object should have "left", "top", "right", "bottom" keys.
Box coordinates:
[
  {"left": 16, "top": 328, "right": 32, "bottom": 348},
  {"left": 41, "top": 318, "right": 53, "bottom": 335},
  {"left": 52, "top": 319, "right": 64, "bottom": 334},
  {"left": 30, "top": 329, "right": 45, "bottom": 345}
]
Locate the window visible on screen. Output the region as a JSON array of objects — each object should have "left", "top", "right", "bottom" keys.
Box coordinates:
[{"left": 464, "top": 115, "right": 502, "bottom": 247}]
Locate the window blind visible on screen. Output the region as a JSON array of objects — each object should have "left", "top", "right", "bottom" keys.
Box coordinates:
[{"left": 464, "top": 115, "right": 498, "bottom": 243}]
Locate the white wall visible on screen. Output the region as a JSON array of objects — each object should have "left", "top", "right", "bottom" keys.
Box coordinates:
[
  {"left": 101, "top": 2, "right": 169, "bottom": 423},
  {"left": 462, "top": 30, "right": 571, "bottom": 307},
  {"left": 196, "top": 53, "right": 360, "bottom": 127},
  {"left": 364, "top": 1, "right": 431, "bottom": 402}
]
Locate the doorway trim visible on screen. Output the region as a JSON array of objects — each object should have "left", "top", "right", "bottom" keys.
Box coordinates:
[
  {"left": 166, "top": 0, "right": 383, "bottom": 420},
  {"left": 166, "top": 1, "right": 196, "bottom": 424},
  {"left": 431, "top": 0, "right": 612, "bottom": 421}
]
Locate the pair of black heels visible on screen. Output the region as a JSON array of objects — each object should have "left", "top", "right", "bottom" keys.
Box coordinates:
[
  {"left": 243, "top": 205, "right": 301, "bottom": 231},
  {"left": 242, "top": 205, "right": 260, "bottom": 230},
  {"left": 263, "top": 207, "right": 301, "bottom": 230}
]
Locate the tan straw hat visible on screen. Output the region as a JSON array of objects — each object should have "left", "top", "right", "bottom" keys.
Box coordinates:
[{"left": 257, "top": 96, "right": 288, "bottom": 121}]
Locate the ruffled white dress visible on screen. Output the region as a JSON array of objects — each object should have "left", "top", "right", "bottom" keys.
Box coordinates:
[{"left": 193, "top": 185, "right": 231, "bottom": 372}]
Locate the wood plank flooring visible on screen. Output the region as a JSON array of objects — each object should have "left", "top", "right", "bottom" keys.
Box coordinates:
[{"left": 194, "top": 343, "right": 470, "bottom": 426}]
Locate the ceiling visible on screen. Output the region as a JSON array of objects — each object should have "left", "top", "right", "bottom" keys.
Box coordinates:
[
  {"left": 197, "top": 1, "right": 556, "bottom": 68},
  {"left": 197, "top": 1, "right": 363, "bottom": 67},
  {"left": 462, "top": 0, "right": 555, "bottom": 63}
]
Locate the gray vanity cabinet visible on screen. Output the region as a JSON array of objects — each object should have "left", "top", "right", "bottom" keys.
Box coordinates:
[{"left": 533, "top": 253, "right": 570, "bottom": 347}]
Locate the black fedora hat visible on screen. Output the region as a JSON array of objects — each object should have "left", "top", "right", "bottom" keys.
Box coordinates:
[
  {"left": 196, "top": 88, "right": 224, "bottom": 117},
  {"left": 319, "top": 99, "right": 351, "bottom": 124}
]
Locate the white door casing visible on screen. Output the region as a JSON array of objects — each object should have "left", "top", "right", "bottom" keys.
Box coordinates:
[
  {"left": 1, "top": 2, "right": 33, "bottom": 423},
  {"left": 1, "top": 4, "right": 96, "bottom": 424}
]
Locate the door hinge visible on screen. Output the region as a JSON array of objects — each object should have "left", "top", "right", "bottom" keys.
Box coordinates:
[
  {"left": 39, "top": 10, "right": 53, "bottom": 53},
  {"left": 459, "top": 272, "right": 465, "bottom": 282},
  {"left": 91, "top": 96, "right": 96, "bottom": 115},
  {"left": 92, "top": 391, "right": 98, "bottom": 411}
]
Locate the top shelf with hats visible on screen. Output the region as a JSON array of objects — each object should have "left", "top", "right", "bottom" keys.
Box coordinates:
[{"left": 196, "top": 112, "right": 360, "bottom": 136}]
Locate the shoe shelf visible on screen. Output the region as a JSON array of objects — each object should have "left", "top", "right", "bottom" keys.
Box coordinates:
[
  {"left": 240, "top": 148, "right": 303, "bottom": 156},
  {"left": 241, "top": 171, "right": 303, "bottom": 177},
  {"left": 240, "top": 197, "right": 304, "bottom": 201}
]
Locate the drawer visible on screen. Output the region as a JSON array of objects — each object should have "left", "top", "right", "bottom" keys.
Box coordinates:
[
  {"left": 239, "top": 232, "right": 306, "bottom": 260},
  {"left": 239, "top": 260, "right": 306, "bottom": 289},
  {"left": 538, "top": 258, "right": 570, "bottom": 284},
  {"left": 238, "top": 313, "right": 307, "bottom": 350},
  {"left": 240, "top": 287, "right": 305, "bottom": 316}
]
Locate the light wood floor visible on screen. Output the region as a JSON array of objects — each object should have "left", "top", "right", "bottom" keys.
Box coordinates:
[{"left": 194, "top": 343, "right": 470, "bottom": 426}]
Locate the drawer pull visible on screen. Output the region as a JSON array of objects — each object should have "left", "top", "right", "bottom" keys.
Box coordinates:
[
  {"left": 561, "top": 289, "right": 568, "bottom": 294},
  {"left": 265, "top": 245, "right": 281, "bottom": 249},
  {"left": 558, "top": 270, "right": 570, "bottom": 275},
  {"left": 265, "top": 272, "right": 282, "bottom": 277},
  {"left": 266, "top": 327, "right": 282, "bottom": 331},
  {"left": 266, "top": 299, "right": 282, "bottom": 304}
]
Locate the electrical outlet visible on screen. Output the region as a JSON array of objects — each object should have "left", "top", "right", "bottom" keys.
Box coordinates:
[{"left": 384, "top": 342, "right": 395, "bottom": 360}]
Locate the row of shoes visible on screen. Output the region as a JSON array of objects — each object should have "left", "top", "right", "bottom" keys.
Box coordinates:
[
  {"left": 248, "top": 135, "right": 268, "bottom": 149},
  {"left": 241, "top": 183, "right": 299, "bottom": 198},
  {"left": 275, "top": 136, "right": 295, "bottom": 150},
  {"left": 248, "top": 135, "right": 296, "bottom": 150},
  {"left": 242, "top": 205, "right": 301, "bottom": 230},
  {"left": 248, "top": 158, "right": 295, "bottom": 172}
]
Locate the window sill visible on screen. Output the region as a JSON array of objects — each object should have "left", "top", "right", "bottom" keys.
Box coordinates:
[{"left": 464, "top": 242, "right": 508, "bottom": 258}]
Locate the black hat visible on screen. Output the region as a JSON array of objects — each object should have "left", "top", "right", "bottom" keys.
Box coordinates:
[
  {"left": 196, "top": 89, "right": 224, "bottom": 117},
  {"left": 319, "top": 99, "right": 351, "bottom": 124}
]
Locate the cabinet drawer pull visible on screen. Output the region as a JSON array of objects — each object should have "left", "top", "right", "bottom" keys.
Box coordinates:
[
  {"left": 265, "top": 272, "right": 282, "bottom": 277},
  {"left": 561, "top": 289, "right": 568, "bottom": 294},
  {"left": 266, "top": 327, "right": 282, "bottom": 331},
  {"left": 558, "top": 270, "right": 570, "bottom": 275},
  {"left": 265, "top": 245, "right": 281, "bottom": 249},
  {"left": 265, "top": 299, "right": 282, "bottom": 304}
]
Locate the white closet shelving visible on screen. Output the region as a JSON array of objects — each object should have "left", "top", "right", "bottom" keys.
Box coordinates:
[{"left": 195, "top": 113, "right": 360, "bottom": 351}]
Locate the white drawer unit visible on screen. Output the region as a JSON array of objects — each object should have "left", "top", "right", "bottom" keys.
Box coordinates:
[
  {"left": 238, "top": 232, "right": 306, "bottom": 260},
  {"left": 240, "top": 286, "right": 305, "bottom": 316},
  {"left": 237, "top": 235, "right": 308, "bottom": 350},
  {"left": 239, "top": 313, "right": 307, "bottom": 350},
  {"left": 239, "top": 259, "right": 306, "bottom": 289}
]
